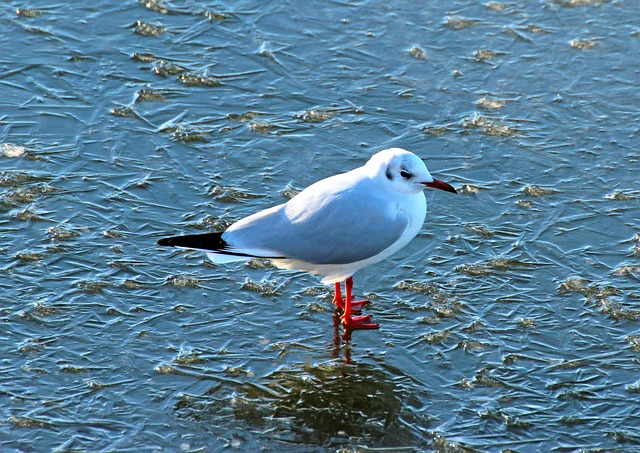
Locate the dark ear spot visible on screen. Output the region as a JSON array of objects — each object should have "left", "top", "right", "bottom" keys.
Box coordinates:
[{"left": 385, "top": 168, "right": 393, "bottom": 180}]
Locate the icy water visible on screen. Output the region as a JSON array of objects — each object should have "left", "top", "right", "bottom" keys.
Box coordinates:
[{"left": 2, "top": 0, "right": 639, "bottom": 451}]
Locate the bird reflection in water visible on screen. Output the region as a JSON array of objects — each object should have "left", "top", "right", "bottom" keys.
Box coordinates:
[{"left": 332, "top": 310, "right": 353, "bottom": 365}]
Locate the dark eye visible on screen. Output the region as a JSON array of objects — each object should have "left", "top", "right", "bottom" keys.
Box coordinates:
[{"left": 400, "top": 170, "right": 412, "bottom": 179}]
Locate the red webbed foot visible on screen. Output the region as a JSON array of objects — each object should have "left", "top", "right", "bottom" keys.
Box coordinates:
[
  {"left": 341, "top": 313, "right": 380, "bottom": 330},
  {"left": 349, "top": 299, "right": 371, "bottom": 312}
]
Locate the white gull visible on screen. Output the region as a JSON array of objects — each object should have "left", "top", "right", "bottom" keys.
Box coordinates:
[{"left": 158, "top": 148, "right": 457, "bottom": 329}]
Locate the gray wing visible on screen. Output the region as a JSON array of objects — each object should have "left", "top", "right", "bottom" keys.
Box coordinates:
[{"left": 224, "top": 177, "right": 410, "bottom": 264}]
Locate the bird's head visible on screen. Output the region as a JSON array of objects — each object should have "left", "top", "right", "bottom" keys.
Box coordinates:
[{"left": 365, "top": 148, "right": 457, "bottom": 195}]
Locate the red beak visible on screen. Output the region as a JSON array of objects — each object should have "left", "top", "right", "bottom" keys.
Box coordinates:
[{"left": 424, "top": 178, "right": 457, "bottom": 194}]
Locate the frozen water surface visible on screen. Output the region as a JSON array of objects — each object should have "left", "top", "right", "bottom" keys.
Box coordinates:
[{"left": 1, "top": 0, "right": 639, "bottom": 451}]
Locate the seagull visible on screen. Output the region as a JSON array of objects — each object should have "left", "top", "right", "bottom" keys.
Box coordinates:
[{"left": 158, "top": 148, "right": 456, "bottom": 330}]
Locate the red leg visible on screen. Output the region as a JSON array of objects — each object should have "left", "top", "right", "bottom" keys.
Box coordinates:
[
  {"left": 345, "top": 276, "right": 372, "bottom": 311},
  {"left": 332, "top": 282, "right": 343, "bottom": 308},
  {"left": 333, "top": 282, "right": 344, "bottom": 310},
  {"left": 332, "top": 280, "right": 368, "bottom": 313},
  {"left": 341, "top": 276, "right": 379, "bottom": 330}
]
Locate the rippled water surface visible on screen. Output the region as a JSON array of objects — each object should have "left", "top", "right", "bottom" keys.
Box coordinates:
[{"left": 2, "top": 0, "right": 640, "bottom": 451}]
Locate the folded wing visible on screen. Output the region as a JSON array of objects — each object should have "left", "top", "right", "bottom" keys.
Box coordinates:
[{"left": 223, "top": 177, "right": 411, "bottom": 264}]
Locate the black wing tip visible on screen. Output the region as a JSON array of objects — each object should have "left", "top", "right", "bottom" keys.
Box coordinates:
[
  {"left": 157, "top": 232, "right": 227, "bottom": 251},
  {"left": 157, "top": 232, "right": 288, "bottom": 260},
  {"left": 157, "top": 237, "right": 174, "bottom": 247}
]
